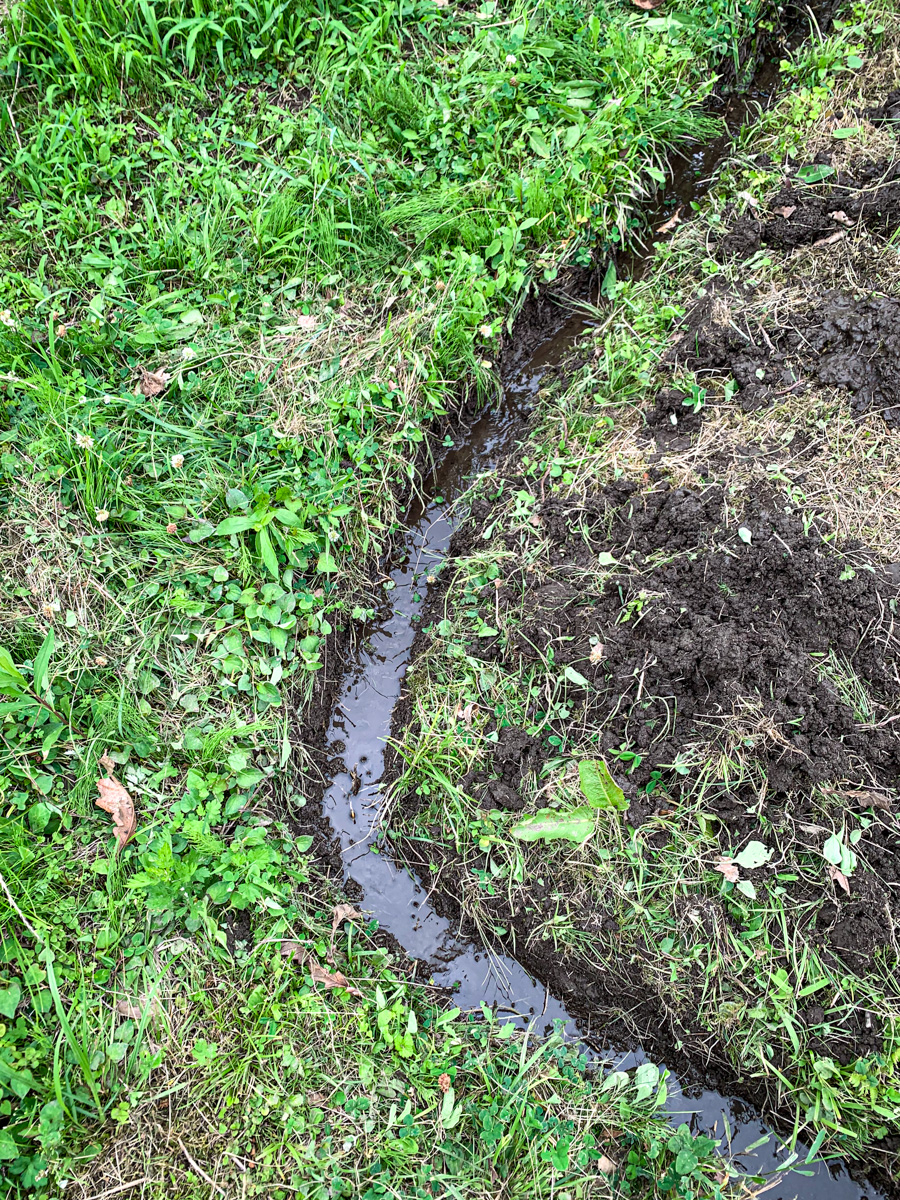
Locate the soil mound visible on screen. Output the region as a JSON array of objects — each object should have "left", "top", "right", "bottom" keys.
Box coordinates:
[
  {"left": 467, "top": 480, "right": 900, "bottom": 805},
  {"left": 664, "top": 286, "right": 900, "bottom": 419},
  {"left": 719, "top": 160, "right": 900, "bottom": 258}
]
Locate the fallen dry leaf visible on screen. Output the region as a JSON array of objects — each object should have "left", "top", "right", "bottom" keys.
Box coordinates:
[
  {"left": 307, "top": 1091, "right": 329, "bottom": 1107},
  {"left": 280, "top": 939, "right": 305, "bottom": 964},
  {"left": 328, "top": 903, "right": 363, "bottom": 961},
  {"left": 598, "top": 1155, "right": 617, "bottom": 1174},
  {"left": 827, "top": 863, "right": 850, "bottom": 895},
  {"left": 772, "top": 205, "right": 797, "bottom": 218},
  {"left": 116, "top": 994, "right": 161, "bottom": 1021},
  {"left": 281, "top": 941, "right": 364, "bottom": 996},
  {"left": 309, "top": 961, "right": 363, "bottom": 998},
  {"left": 655, "top": 206, "right": 682, "bottom": 235},
  {"left": 454, "top": 701, "right": 477, "bottom": 728},
  {"left": 332, "top": 903, "right": 363, "bottom": 933},
  {"left": 829, "top": 210, "right": 853, "bottom": 226},
  {"left": 812, "top": 229, "right": 846, "bottom": 248},
  {"left": 823, "top": 786, "right": 892, "bottom": 812},
  {"left": 96, "top": 752, "right": 136, "bottom": 853},
  {"left": 134, "top": 367, "right": 169, "bottom": 398},
  {"left": 714, "top": 856, "right": 740, "bottom": 883}
]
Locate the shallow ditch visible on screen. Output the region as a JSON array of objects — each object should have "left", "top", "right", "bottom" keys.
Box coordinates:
[{"left": 307, "top": 7, "right": 893, "bottom": 1197}]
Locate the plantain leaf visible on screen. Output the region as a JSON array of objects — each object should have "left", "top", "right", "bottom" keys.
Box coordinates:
[
  {"left": 511, "top": 806, "right": 595, "bottom": 844},
  {"left": 32, "top": 628, "right": 55, "bottom": 692},
  {"left": 577, "top": 759, "right": 627, "bottom": 810},
  {"left": 216, "top": 514, "right": 258, "bottom": 536},
  {"left": 257, "top": 526, "right": 280, "bottom": 578}
]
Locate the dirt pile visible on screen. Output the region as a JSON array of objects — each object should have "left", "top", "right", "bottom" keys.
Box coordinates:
[
  {"left": 654, "top": 161, "right": 900, "bottom": 421},
  {"left": 663, "top": 286, "right": 900, "bottom": 419},
  {"left": 719, "top": 159, "right": 900, "bottom": 257},
  {"left": 465, "top": 480, "right": 900, "bottom": 803},
  {"left": 441, "top": 475, "right": 900, "bottom": 995}
]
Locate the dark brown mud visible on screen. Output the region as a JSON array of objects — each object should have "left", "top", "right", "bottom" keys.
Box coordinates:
[
  {"left": 450, "top": 478, "right": 900, "bottom": 949},
  {"left": 720, "top": 159, "right": 900, "bottom": 259},
  {"left": 658, "top": 161, "right": 900, "bottom": 421}
]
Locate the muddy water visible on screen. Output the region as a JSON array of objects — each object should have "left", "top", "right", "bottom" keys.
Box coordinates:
[{"left": 320, "top": 386, "right": 881, "bottom": 1199}]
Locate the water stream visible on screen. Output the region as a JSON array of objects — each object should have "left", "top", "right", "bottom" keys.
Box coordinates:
[
  {"left": 316, "top": 9, "right": 884, "bottom": 1194},
  {"left": 320, "top": 380, "right": 882, "bottom": 1200}
]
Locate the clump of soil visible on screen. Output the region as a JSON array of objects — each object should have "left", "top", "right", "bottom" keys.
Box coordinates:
[
  {"left": 474, "top": 479, "right": 900, "bottom": 805},
  {"left": 425, "top": 475, "right": 900, "bottom": 1016},
  {"left": 665, "top": 286, "right": 900, "bottom": 419},
  {"left": 719, "top": 159, "right": 900, "bottom": 258},
  {"left": 665, "top": 161, "right": 900, "bottom": 421}
]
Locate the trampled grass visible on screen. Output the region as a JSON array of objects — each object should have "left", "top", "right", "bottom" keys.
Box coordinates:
[{"left": 0, "top": 0, "right": 782, "bottom": 1195}]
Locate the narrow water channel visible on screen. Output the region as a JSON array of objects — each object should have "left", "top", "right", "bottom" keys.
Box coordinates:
[
  {"left": 320, "top": 349, "right": 882, "bottom": 1200},
  {"left": 317, "top": 6, "right": 885, "bottom": 1192}
]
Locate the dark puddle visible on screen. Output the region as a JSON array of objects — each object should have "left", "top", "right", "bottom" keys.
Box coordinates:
[{"left": 315, "top": 6, "right": 886, "bottom": 1196}]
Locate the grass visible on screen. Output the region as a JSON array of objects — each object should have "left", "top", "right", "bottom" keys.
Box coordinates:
[
  {"left": 0, "top": 0, "right": 789, "bottom": 1195},
  {"left": 389, "top": 1, "right": 900, "bottom": 1184}
]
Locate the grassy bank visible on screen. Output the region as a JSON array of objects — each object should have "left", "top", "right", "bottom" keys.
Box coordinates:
[
  {"left": 389, "top": 3, "right": 900, "bottom": 1184},
  {"left": 0, "top": 0, "right": 779, "bottom": 1195}
]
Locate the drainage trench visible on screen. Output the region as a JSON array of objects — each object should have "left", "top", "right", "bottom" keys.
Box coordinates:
[{"left": 316, "top": 10, "right": 884, "bottom": 1197}]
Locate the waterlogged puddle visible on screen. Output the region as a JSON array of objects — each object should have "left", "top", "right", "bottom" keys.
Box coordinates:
[{"left": 319, "top": 370, "right": 883, "bottom": 1200}]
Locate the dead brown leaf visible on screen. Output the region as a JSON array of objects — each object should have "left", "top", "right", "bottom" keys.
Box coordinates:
[
  {"left": 454, "top": 701, "right": 477, "bottom": 728},
  {"left": 714, "top": 856, "right": 740, "bottom": 883},
  {"left": 328, "top": 904, "right": 363, "bottom": 961},
  {"left": 823, "top": 786, "right": 892, "bottom": 812},
  {"left": 309, "top": 961, "right": 363, "bottom": 998},
  {"left": 811, "top": 229, "right": 846, "bottom": 248},
  {"left": 96, "top": 753, "right": 136, "bottom": 853},
  {"left": 772, "top": 205, "right": 797, "bottom": 218},
  {"left": 655, "top": 206, "right": 682, "bottom": 235},
  {"left": 307, "top": 1091, "right": 329, "bottom": 1107},
  {"left": 280, "top": 939, "right": 305, "bottom": 964},
  {"left": 116, "top": 994, "right": 161, "bottom": 1021},
  {"left": 281, "top": 940, "right": 364, "bottom": 996},
  {"left": 829, "top": 210, "right": 853, "bottom": 226},
  {"left": 134, "top": 367, "right": 170, "bottom": 398},
  {"left": 827, "top": 864, "right": 851, "bottom": 895}
]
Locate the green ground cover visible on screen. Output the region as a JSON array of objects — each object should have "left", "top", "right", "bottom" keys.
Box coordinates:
[
  {"left": 390, "top": 2, "right": 900, "bottom": 1183},
  {"left": 0, "top": 0, "right": 787, "bottom": 1195}
]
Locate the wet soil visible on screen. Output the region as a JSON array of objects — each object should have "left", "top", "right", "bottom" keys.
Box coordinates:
[
  {"left": 719, "top": 159, "right": 900, "bottom": 259},
  {"left": 393, "top": 465, "right": 900, "bottom": 1192},
  {"left": 656, "top": 160, "right": 900, "bottom": 423}
]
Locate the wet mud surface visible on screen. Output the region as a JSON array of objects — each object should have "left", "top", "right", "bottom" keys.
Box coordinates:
[
  {"left": 720, "top": 159, "right": 900, "bottom": 258},
  {"left": 662, "top": 161, "right": 900, "bottom": 422}
]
